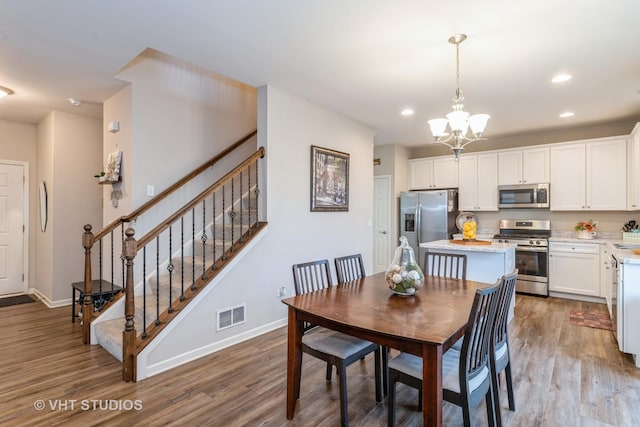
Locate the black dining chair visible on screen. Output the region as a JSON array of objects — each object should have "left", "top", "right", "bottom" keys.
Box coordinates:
[
  {"left": 387, "top": 279, "right": 502, "bottom": 427},
  {"left": 423, "top": 251, "right": 467, "bottom": 280},
  {"left": 334, "top": 254, "right": 366, "bottom": 284},
  {"left": 490, "top": 270, "right": 518, "bottom": 426},
  {"left": 292, "top": 259, "right": 382, "bottom": 427}
]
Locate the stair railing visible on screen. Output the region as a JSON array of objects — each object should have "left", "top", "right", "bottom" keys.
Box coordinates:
[
  {"left": 121, "top": 146, "right": 265, "bottom": 381},
  {"left": 81, "top": 130, "right": 257, "bottom": 344}
]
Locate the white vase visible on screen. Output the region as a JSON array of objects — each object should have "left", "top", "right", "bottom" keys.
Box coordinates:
[{"left": 576, "top": 230, "right": 596, "bottom": 239}]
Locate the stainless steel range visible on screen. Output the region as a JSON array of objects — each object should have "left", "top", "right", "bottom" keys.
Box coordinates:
[{"left": 493, "top": 219, "right": 551, "bottom": 296}]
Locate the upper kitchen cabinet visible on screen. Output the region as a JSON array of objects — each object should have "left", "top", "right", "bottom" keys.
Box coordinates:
[
  {"left": 458, "top": 153, "right": 498, "bottom": 211},
  {"left": 550, "top": 137, "right": 627, "bottom": 210},
  {"left": 409, "top": 156, "right": 458, "bottom": 190},
  {"left": 498, "top": 147, "right": 549, "bottom": 185},
  {"left": 628, "top": 123, "right": 640, "bottom": 210}
]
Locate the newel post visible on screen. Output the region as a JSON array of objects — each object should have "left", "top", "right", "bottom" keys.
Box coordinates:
[
  {"left": 82, "top": 224, "right": 95, "bottom": 344},
  {"left": 122, "top": 228, "right": 137, "bottom": 382}
]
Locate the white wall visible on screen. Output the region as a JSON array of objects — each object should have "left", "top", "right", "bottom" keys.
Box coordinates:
[
  {"left": 0, "top": 120, "right": 37, "bottom": 292},
  {"left": 144, "top": 86, "right": 375, "bottom": 371},
  {"left": 108, "top": 50, "right": 258, "bottom": 239},
  {"left": 36, "top": 112, "right": 102, "bottom": 303}
]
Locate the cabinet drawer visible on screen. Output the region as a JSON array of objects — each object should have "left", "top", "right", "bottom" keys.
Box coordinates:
[{"left": 549, "top": 242, "right": 599, "bottom": 254}]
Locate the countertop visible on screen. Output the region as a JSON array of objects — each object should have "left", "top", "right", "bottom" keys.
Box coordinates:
[
  {"left": 420, "top": 240, "right": 516, "bottom": 253},
  {"left": 548, "top": 236, "right": 640, "bottom": 264}
]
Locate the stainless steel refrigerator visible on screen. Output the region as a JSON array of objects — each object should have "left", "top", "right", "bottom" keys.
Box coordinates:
[{"left": 399, "top": 189, "right": 458, "bottom": 267}]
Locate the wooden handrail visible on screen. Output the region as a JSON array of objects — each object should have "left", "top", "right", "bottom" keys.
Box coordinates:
[
  {"left": 94, "top": 129, "right": 257, "bottom": 241},
  {"left": 136, "top": 146, "right": 264, "bottom": 249}
]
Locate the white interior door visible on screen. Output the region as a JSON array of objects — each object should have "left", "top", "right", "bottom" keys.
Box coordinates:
[
  {"left": 373, "top": 175, "right": 391, "bottom": 273},
  {"left": 0, "top": 163, "right": 25, "bottom": 296}
]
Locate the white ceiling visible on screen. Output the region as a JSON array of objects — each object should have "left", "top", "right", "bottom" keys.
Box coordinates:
[{"left": 1, "top": 1, "right": 639, "bottom": 146}]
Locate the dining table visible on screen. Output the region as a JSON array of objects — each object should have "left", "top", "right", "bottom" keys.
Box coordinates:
[{"left": 282, "top": 271, "right": 493, "bottom": 426}]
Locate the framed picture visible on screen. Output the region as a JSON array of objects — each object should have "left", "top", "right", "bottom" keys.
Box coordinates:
[{"left": 310, "top": 145, "right": 349, "bottom": 212}]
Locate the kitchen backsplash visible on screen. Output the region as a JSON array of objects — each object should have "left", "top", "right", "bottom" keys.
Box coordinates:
[{"left": 472, "top": 210, "right": 638, "bottom": 236}]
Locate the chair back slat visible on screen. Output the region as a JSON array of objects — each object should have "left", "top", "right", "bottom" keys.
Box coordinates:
[
  {"left": 292, "top": 259, "right": 333, "bottom": 333},
  {"left": 424, "top": 251, "right": 467, "bottom": 280},
  {"left": 292, "top": 259, "right": 332, "bottom": 295},
  {"left": 459, "top": 280, "right": 501, "bottom": 392},
  {"left": 335, "top": 254, "right": 366, "bottom": 283},
  {"left": 493, "top": 269, "right": 518, "bottom": 348}
]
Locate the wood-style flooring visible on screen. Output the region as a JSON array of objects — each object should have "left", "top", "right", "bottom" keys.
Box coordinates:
[{"left": 1, "top": 294, "right": 639, "bottom": 426}]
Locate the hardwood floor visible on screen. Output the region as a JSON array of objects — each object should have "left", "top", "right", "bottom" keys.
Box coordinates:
[{"left": 1, "top": 294, "right": 639, "bottom": 426}]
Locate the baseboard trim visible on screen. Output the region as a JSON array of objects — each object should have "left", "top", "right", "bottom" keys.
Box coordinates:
[
  {"left": 549, "top": 291, "right": 606, "bottom": 304},
  {"left": 144, "top": 317, "right": 287, "bottom": 378},
  {"left": 30, "top": 288, "right": 71, "bottom": 308}
]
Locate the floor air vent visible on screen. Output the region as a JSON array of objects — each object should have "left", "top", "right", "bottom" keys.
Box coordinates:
[{"left": 217, "top": 303, "right": 246, "bottom": 331}]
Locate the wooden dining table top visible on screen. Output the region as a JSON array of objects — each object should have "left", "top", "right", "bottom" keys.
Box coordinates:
[{"left": 282, "top": 272, "right": 493, "bottom": 352}]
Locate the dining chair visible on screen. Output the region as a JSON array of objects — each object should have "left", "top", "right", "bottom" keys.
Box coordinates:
[
  {"left": 490, "top": 269, "right": 519, "bottom": 426},
  {"left": 292, "top": 259, "right": 382, "bottom": 427},
  {"left": 334, "top": 254, "right": 366, "bottom": 284},
  {"left": 387, "top": 280, "right": 502, "bottom": 427},
  {"left": 423, "top": 251, "right": 467, "bottom": 280}
]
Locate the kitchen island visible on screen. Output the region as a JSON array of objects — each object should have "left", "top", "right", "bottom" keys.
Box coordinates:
[{"left": 420, "top": 240, "right": 517, "bottom": 320}]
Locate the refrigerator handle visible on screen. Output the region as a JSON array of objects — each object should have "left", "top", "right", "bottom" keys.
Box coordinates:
[{"left": 415, "top": 204, "right": 421, "bottom": 245}]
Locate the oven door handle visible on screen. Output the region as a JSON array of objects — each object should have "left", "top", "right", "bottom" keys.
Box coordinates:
[{"left": 516, "top": 246, "right": 548, "bottom": 253}]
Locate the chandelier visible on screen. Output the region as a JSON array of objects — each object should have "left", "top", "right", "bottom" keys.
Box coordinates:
[{"left": 428, "top": 34, "right": 489, "bottom": 160}]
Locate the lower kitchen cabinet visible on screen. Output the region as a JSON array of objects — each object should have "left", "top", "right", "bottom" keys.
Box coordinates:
[{"left": 549, "top": 242, "right": 600, "bottom": 297}]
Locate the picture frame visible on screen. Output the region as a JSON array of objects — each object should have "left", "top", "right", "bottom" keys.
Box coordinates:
[{"left": 310, "top": 145, "right": 349, "bottom": 212}]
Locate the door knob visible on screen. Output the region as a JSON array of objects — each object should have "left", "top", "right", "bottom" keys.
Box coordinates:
[{"left": 380, "top": 231, "right": 387, "bottom": 234}]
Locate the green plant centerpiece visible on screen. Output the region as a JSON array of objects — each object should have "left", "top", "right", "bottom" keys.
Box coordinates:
[{"left": 385, "top": 236, "right": 424, "bottom": 296}]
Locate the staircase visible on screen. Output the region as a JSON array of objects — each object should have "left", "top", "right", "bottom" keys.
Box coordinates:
[{"left": 80, "top": 131, "right": 267, "bottom": 381}]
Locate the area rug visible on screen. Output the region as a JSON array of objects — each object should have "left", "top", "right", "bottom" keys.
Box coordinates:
[
  {"left": 569, "top": 309, "right": 614, "bottom": 331},
  {"left": 0, "top": 294, "right": 36, "bottom": 308}
]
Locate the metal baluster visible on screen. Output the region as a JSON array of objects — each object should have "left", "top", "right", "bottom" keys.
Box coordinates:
[
  {"left": 255, "top": 159, "right": 260, "bottom": 228},
  {"left": 98, "top": 237, "right": 103, "bottom": 311},
  {"left": 191, "top": 209, "right": 196, "bottom": 291},
  {"left": 239, "top": 170, "right": 244, "bottom": 243},
  {"left": 180, "top": 217, "right": 185, "bottom": 301},
  {"left": 247, "top": 163, "right": 252, "bottom": 236},
  {"left": 110, "top": 229, "right": 114, "bottom": 295},
  {"left": 168, "top": 225, "right": 174, "bottom": 313},
  {"left": 201, "top": 200, "right": 207, "bottom": 279},
  {"left": 155, "top": 236, "right": 160, "bottom": 326},
  {"left": 222, "top": 184, "right": 227, "bottom": 260},
  {"left": 230, "top": 176, "right": 235, "bottom": 251},
  {"left": 121, "top": 225, "right": 126, "bottom": 288},
  {"left": 142, "top": 247, "right": 147, "bottom": 339},
  {"left": 212, "top": 192, "right": 217, "bottom": 271}
]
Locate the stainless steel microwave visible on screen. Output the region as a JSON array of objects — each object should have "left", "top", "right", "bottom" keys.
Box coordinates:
[{"left": 498, "top": 183, "right": 550, "bottom": 209}]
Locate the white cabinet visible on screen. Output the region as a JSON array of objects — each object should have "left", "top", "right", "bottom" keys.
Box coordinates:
[
  {"left": 498, "top": 147, "right": 549, "bottom": 185},
  {"left": 550, "top": 138, "right": 627, "bottom": 210},
  {"left": 549, "top": 242, "right": 600, "bottom": 296},
  {"left": 458, "top": 153, "right": 498, "bottom": 211},
  {"left": 628, "top": 123, "right": 640, "bottom": 210},
  {"left": 409, "top": 156, "right": 458, "bottom": 190},
  {"left": 601, "top": 244, "right": 613, "bottom": 316}
]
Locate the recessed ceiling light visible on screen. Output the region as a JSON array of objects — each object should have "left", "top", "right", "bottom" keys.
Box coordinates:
[
  {"left": 401, "top": 108, "right": 414, "bottom": 116},
  {"left": 559, "top": 111, "right": 575, "bottom": 118},
  {"left": 0, "top": 86, "right": 14, "bottom": 97},
  {"left": 552, "top": 74, "right": 572, "bottom": 83},
  {"left": 68, "top": 98, "right": 82, "bottom": 106}
]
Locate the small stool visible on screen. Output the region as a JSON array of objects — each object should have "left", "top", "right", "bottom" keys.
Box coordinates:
[{"left": 71, "top": 280, "right": 124, "bottom": 323}]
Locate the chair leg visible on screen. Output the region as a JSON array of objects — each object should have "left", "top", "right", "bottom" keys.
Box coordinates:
[
  {"left": 338, "top": 362, "right": 349, "bottom": 427},
  {"left": 382, "top": 346, "right": 389, "bottom": 397},
  {"left": 492, "top": 369, "right": 502, "bottom": 427},
  {"left": 374, "top": 347, "right": 383, "bottom": 403},
  {"left": 326, "top": 362, "right": 333, "bottom": 381},
  {"left": 504, "top": 362, "right": 516, "bottom": 411},
  {"left": 486, "top": 383, "right": 498, "bottom": 427},
  {"left": 462, "top": 399, "right": 472, "bottom": 427},
  {"left": 387, "top": 379, "right": 397, "bottom": 427}
]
